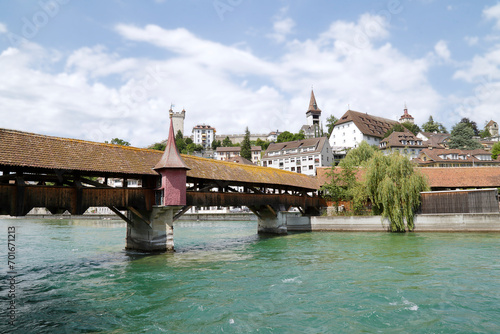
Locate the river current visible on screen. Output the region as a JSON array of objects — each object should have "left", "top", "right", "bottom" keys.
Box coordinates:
[{"left": 1, "top": 218, "right": 499, "bottom": 333}]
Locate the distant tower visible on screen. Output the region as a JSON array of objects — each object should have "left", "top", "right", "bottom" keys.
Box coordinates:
[
  {"left": 399, "top": 104, "right": 414, "bottom": 124},
  {"left": 487, "top": 120, "right": 499, "bottom": 136},
  {"left": 306, "top": 90, "right": 322, "bottom": 127},
  {"left": 170, "top": 106, "right": 186, "bottom": 136}
]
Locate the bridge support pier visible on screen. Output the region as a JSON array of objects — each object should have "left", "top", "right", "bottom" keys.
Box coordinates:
[
  {"left": 254, "top": 207, "right": 288, "bottom": 234},
  {"left": 126, "top": 206, "right": 180, "bottom": 252}
]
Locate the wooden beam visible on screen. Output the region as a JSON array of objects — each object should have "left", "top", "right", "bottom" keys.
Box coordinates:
[
  {"left": 108, "top": 206, "right": 135, "bottom": 226},
  {"left": 127, "top": 206, "right": 151, "bottom": 227},
  {"left": 173, "top": 205, "right": 192, "bottom": 222}
]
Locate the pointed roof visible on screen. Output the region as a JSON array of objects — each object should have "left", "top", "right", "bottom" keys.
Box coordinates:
[
  {"left": 307, "top": 90, "right": 321, "bottom": 115},
  {"left": 154, "top": 115, "right": 190, "bottom": 170},
  {"left": 399, "top": 105, "right": 414, "bottom": 121}
]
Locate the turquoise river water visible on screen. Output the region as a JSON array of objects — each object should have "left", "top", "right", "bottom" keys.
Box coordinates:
[{"left": 1, "top": 218, "right": 500, "bottom": 333}]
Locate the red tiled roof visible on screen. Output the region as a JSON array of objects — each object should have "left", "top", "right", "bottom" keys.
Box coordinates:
[
  {"left": 263, "top": 137, "right": 328, "bottom": 159},
  {"left": 0, "top": 128, "right": 319, "bottom": 190},
  {"left": 316, "top": 166, "right": 500, "bottom": 189},
  {"left": 307, "top": 90, "right": 321, "bottom": 115},
  {"left": 335, "top": 110, "right": 398, "bottom": 138},
  {"left": 381, "top": 131, "right": 423, "bottom": 148}
]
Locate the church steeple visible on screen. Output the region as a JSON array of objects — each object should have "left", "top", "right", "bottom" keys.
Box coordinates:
[
  {"left": 306, "top": 89, "right": 321, "bottom": 127},
  {"left": 307, "top": 89, "right": 321, "bottom": 114}
]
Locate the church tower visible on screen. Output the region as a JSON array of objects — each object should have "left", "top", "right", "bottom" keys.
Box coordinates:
[
  {"left": 399, "top": 104, "right": 414, "bottom": 124},
  {"left": 306, "top": 90, "right": 321, "bottom": 127}
]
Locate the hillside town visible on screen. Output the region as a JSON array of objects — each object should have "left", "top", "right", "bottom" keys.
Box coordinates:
[{"left": 157, "top": 90, "right": 500, "bottom": 175}]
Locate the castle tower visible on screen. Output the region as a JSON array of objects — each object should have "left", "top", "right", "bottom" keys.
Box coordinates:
[
  {"left": 487, "top": 120, "right": 499, "bottom": 137},
  {"left": 171, "top": 107, "right": 186, "bottom": 136},
  {"left": 399, "top": 104, "right": 414, "bottom": 124},
  {"left": 306, "top": 90, "right": 321, "bottom": 127}
]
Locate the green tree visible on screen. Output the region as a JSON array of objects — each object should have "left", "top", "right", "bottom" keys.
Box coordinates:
[
  {"left": 222, "top": 136, "right": 234, "bottom": 147},
  {"left": 294, "top": 130, "right": 306, "bottom": 141},
  {"left": 491, "top": 142, "right": 500, "bottom": 159},
  {"left": 255, "top": 138, "right": 270, "bottom": 151},
  {"left": 459, "top": 118, "right": 479, "bottom": 136},
  {"left": 321, "top": 142, "right": 380, "bottom": 215},
  {"left": 340, "top": 141, "right": 379, "bottom": 167},
  {"left": 106, "top": 138, "right": 131, "bottom": 146},
  {"left": 176, "top": 137, "right": 187, "bottom": 152},
  {"left": 365, "top": 153, "right": 429, "bottom": 232},
  {"left": 240, "top": 127, "right": 252, "bottom": 160},
  {"left": 185, "top": 137, "right": 193, "bottom": 145},
  {"left": 421, "top": 116, "right": 447, "bottom": 133},
  {"left": 183, "top": 143, "right": 203, "bottom": 154},
  {"left": 277, "top": 131, "right": 294, "bottom": 143},
  {"left": 211, "top": 139, "right": 221, "bottom": 149},
  {"left": 326, "top": 114, "right": 338, "bottom": 135},
  {"left": 150, "top": 143, "right": 166, "bottom": 151},
  {"left": 448, "top": 122, "right": 483, "bottom": 150},
  {"left": 384, "top": 122, "right": 421, "bottom": 138},
  {"left": 175, "top": 130, "right": 183, "bottom": 141}
]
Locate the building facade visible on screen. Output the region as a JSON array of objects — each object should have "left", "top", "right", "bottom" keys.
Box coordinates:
[
  {"left": 414, "top": 148, "right": 500, "bottom": 167},
  {"left": 192, "top": 124, "right": 216, "bottom": 149},
  {"left": 379, "top": 131, "right": 424, "bottom": 160},
  {"left": 261, "top": 137, "right": 333, "bottom": 176},
  {"left": 214, "top": 146, "right": 262, "bottom": 165},
  {"left": 329, "top": 110, "right": 398, "bottom": 149}
]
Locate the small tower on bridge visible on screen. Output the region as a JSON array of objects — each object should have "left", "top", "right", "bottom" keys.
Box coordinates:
[{"left": 154, "top": 111, "right": 190, "bottom": 206}]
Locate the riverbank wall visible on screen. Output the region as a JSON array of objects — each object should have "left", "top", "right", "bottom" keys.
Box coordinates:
[{"left": 287, "top": 213, "right": 500, "bottom": 232}]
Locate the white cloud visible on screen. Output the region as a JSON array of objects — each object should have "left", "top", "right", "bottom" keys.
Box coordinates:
[
  {"left": 0, "top": 22, "right": 7, "bottom": 34},
  {"left": 267, "top": 8, "right": 295, "bottom": 43},
  {"left": 484, "top": 3, "right": 500, "bottom": 29},
  {"left": 434, "top": 40, "right": 451, "bottom": 60},
  {"left": 0, "top": 14, "right": 444, "bottom": 147},
  {"left": 464, "top": 36, "right": 479, "bottom": 46}
]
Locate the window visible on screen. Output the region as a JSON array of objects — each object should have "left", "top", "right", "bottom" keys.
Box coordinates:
[
  {"left": 308, "top": 156, "right": 313, "bottom": 161},
  {"left": 291, "top": 167, "right": 295, "bottom": 172},
  {"left": 309, "top": 165, "right": 314, "bottom": 170}
]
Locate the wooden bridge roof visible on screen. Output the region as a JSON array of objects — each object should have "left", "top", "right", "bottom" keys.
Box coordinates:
[{"left": 0, "top": 128, "right": 319, "bottom": 190}]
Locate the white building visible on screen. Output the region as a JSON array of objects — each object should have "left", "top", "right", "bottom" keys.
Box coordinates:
[
  {"left": 329, "top": 110, "right": 398, "bottom": 150},
  {"left": 214, "top": 146, "right": 262, "bottom": 165},
  {"left": 192, "top": 124, "right": 216, "bottom": 149},
  {"left": 261, "top": 137, "right": 333, "bottom": 176},
  {"left": 267, "top": 130, "right": 281, "bottom": 142}
]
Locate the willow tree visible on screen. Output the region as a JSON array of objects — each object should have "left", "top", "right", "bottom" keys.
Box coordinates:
[
  {"left": 365, "top": 153, "right": 429, "bottom": 232},
  {"left": 321, "top": 141, "right": 378, "bottom": 214}
]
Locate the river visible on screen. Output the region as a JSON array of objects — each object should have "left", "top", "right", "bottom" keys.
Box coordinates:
[{"left": 1, "top": 218, "right": 499, "bottom": 333}]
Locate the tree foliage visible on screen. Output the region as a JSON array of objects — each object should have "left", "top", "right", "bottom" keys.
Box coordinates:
[
  {"left": 384, "top": 122, "right": 421, "bottom": 138},
  {"left": 459, "top": 118, "right": 479, "bottom": 136},
  {"left": 254, "top": 138, "right": 270, "bottom": 151},
  {"left": 150, "top": 143, "right": 166, "bottom": 151},
  {"left": 340, "top": 141, "right": 378, "bottom": 167},
  {"left": 211, "top": 139, "right": 222, "bottom": 149},
  {"left": 106, "top": 138, "right": 131, "bottom": 146},
  {"left": 448, "top": 122, "right": 483, "bottom": 150},
  {"left": 365, "top": 153, "right": 429, "bottom": 232},
  {"left": 326, "top": 115, "right": 338, "bottom": 136},
  {"left": 277, "top": 131, "right": 306, "bottom": 143},
  {"left": 240, "top": 127, "right": 252, "bottom": 160},
  {"left": 492, "top": 142, "right": 500, "bottom": 160},
  {"left": 421, "top": 116, "right": 447, "bottom": 133},
  {"left": 222, "top": 136, "right": 234, "bottom": 147}
]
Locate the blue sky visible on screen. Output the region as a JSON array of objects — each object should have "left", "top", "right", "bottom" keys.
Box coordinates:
[{"left": 1, "top": 0, "right": 500, "bottom": 146}]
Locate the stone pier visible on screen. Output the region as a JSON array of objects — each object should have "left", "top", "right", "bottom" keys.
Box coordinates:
[
  {"left": 257, "top": 211, "right": 311, "bottom": 235},
  {"left": 126, "top": 206, "right": 180, "bottom": 252}
]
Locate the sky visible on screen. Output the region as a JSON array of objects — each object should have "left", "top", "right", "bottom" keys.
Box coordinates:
[{"left": 1, "top": 0, "right": 500, "bottom": 147}]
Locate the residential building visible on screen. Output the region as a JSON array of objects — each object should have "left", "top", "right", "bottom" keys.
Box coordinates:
[
  {"left": 267, "top": 130, "right": 281, "bottom": 142},
  {"left": 261, "top": 137, "right": 333, "bottom": 176},
  {"left": 329, "top": 110, "right": 398, "bottom": 149},
  {"left": 170, "top": 107, "right": 186, "bottom": 136},
  {"left": 192, "top": 124, "right": 216, "bottom": 149},
  {"left": 417, "top": 132, "right": 450, "bottom": 148},
  {"left": 379, "top": 131, "right": 425, "bottom": 159},
  {"left": 413, "top": 148, "right": 500, "bottom": 167},
  {"left": 214, "top": 146, "right": 262, "bottom": 165},
  {"left": 300, "top": 90, "right": 322, "bottom": 138}
]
